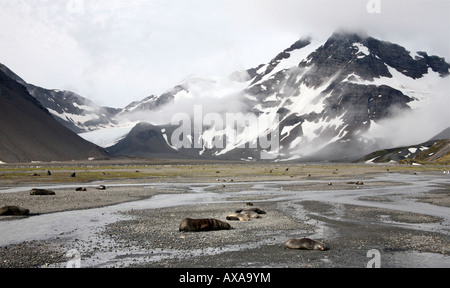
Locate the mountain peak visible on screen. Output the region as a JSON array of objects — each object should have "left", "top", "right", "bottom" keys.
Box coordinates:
[
  {"left": 6, "top": 31, "right": 448, "bottom": 163},
  {"left": 285, "top": 38, "right": 312, "bottom": 52},
  {"left": 329, "top": 29, "right": 370, "bottom": 42},
  {"left": 0, "top": 69, "right": 109, "bottom": 163}
]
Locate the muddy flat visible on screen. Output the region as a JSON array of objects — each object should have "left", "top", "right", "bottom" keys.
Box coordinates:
[{"left": 0, "top": 160, "right": 449, "bottom": 268}]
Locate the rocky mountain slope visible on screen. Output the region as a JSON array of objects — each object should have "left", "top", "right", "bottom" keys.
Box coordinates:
[
  {"left": 0, "top": 63, "right": 119, "bottom": 133},
  {"left": 2, "top": 31, "right": 448, "bottom": 162},
  {"left": 105, "top": 32, "right": 450, "bottom": 161},
  {"left": 0, "top": 69, "right": 109, "bottom": 163},
  {"left": 358, "top": 128, "right": 450, "bottom": 165}
]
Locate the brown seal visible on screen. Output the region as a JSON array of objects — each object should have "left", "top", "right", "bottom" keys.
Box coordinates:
[
  {"left": 284, "top": 238, "right": 326, "bottom": 251},
  {"left": 179, "top": 218, "right": 232, "bottom": 232},
  {"left": 241, "top": 210, "right": 260, "bottom": 219},
  {"left": 226, "top": 213, "right": 250, "bottom": 221},
  {"left": 0, "top": 206, "right": 30, "bottom": 216},
  {"left": 347, "top": 181, "right": 364, "bottom": 185},
  {"left": 30, "top": 188, "right": 56, "bottom": 196},
  {"left": 235, "top": 207, "right": 266, "bottom": 215}
]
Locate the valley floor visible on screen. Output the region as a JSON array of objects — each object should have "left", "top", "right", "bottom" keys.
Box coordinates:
[{"left": 0, "top": 160, "right": 449, "bottom": 269}]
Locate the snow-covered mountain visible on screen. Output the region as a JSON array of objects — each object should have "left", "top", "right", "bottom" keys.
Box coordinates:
[
  {"left": 80, "top": 75, "right": 252, "bottom": 150},
  {"left": 99, "top": 32, "right": 449, "bottom": 161},
  {"left": 27, "top": 86, "right": 120, "bottom": 133},
  {"left": 6, "top": 31, "right": 447, "bottom": 162},
  {"left": 0, "top": 63, "right": 120, "bottom": 133},
  {"left": 0, "top": 68, "right": 109, "bottom": 163}
]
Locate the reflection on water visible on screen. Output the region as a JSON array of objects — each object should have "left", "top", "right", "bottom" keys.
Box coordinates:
[
  {"left": 385, "top": 251, "right": 449, "bottom": 268},
  {"left": 0, "top": 172, "right": 449, "bottom": 267}
]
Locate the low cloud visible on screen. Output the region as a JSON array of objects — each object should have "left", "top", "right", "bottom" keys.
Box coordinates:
[
  {"left": 118, "top": 74, "right": 252, "bottom": 125},
  {"left": 363, "top": 76, "right": 450, "bottom": 147},
  {"left": 0, "top": 0, "right": 448, "bottom": 111}
]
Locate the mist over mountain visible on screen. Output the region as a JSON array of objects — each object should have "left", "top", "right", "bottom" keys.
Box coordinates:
[
  {"left": 98, "top": 31, "right": 449, "bottom": 161},
  {"left": 2, "top": 31, "right": 448, "bottom": 163}
]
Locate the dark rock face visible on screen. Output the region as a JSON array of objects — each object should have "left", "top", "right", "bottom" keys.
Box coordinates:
[
  {"left": 322, "top": 83, "right": 413, "bottom": 123},
  {"left": 239, "top": 32, "right": 449, "bottom": 161},
  {"left": 107, "top": 122, "right": 180, "bottom": 158},
  {"left": 251, "top": 39, "right": 312, "bottom": 85},
  {"left": 0, "top": 69, "right": 109, "bottom": 163},
  {"left": 0, "top": 63, "right": 120, "bottom": 134}
]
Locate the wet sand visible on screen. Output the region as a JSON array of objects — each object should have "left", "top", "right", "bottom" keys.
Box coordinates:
[{"left": 0, "top": 161, "right": 449, "bottom": 268}]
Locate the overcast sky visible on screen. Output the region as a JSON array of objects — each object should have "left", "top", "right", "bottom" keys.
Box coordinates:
[{"left": 0, "top": 0, "right": 449, "bottom": 108}]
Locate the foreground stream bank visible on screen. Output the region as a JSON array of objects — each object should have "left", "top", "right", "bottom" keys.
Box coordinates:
[{"left": 0, "top": 163, "right": 449, "bottom": 268}]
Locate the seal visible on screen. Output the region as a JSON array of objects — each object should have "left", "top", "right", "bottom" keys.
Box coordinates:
[
  {"left": 347, "top": 181, "right": 364, "bottom": 185},
  {"left": 240, "top": 210, "right": 260, "bottom": 219},
  {"left": 226, "top": 213, "right": 250, "bottom": 221},
  {"left": 235, "top": 207, "right": 266, "bottom": 215},
  {"left": 30, "top": 188, "right": 56, "bottom": 196},
  {"left": 0, "top": 206, "right": 30, "bottom": 216},
  {"left": 179, "top": 218, "right": 232, "bottom": 232},
  {"left": 284, "top": 238, "right": 326, "bottom": 251}
]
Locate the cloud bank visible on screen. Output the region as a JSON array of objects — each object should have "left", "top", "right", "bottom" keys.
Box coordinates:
[{"left": 0, "top": 0, "right": 448, "bottom": 109}]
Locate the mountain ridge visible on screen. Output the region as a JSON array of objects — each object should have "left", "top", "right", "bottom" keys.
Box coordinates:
[
  {"left": 357, "top": 127, "right": 450, "bottom": 165},
  {"left": 0, "top": 69, "right": 109, "bottom": 163},
  {"left": 0, "top": 63, "right": 120, "bottom": 134},
  {"left": 2, "top": 31, "right": 448, "bottom": 162},
  {"left": 103, "top": 32, "right": 449, "bottom": 161}
]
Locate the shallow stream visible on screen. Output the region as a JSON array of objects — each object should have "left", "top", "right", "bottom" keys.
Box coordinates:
[{"left": 0, "top": 173, "right": 448, "bottom": 267}]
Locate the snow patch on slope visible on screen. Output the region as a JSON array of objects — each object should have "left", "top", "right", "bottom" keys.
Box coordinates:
[{"left": 79, "top": 122, "right": 138, "bottom": 148}]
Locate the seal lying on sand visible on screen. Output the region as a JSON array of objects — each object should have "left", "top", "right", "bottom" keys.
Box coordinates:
[
  {"left": 241, "top": 210, "right": 260, "bottom": 219},
  {"left": 0, "top": 206, "right": 30, "bottom": 216},
  {"left": 236, "top": 207, "right": 266, "bottom": 215},
  {"left": 284, "top": 238, "right": 326, "bottom": 251},
  {"left": 179, "top": 218, "right": 232, "bottom": 232},
  {"left": 226, "top": 213, "right": 250, "bottom": 221},
  {"left": 30, "top": 189, "right": 56, "bottom": 196}
]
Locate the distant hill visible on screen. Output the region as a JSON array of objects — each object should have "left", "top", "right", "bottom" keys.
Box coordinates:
[
  {"left": 429, "top": 127, "right": 450, "bottom": 141},
  {"left": 357, "top": 128, "right": 450, "bottom": 165},
  {"left": 107, "top": 122, "right": 182, "bottom": 159},
  {"left": 0, "top": 69, "right": 109, "bottom": 163}
]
